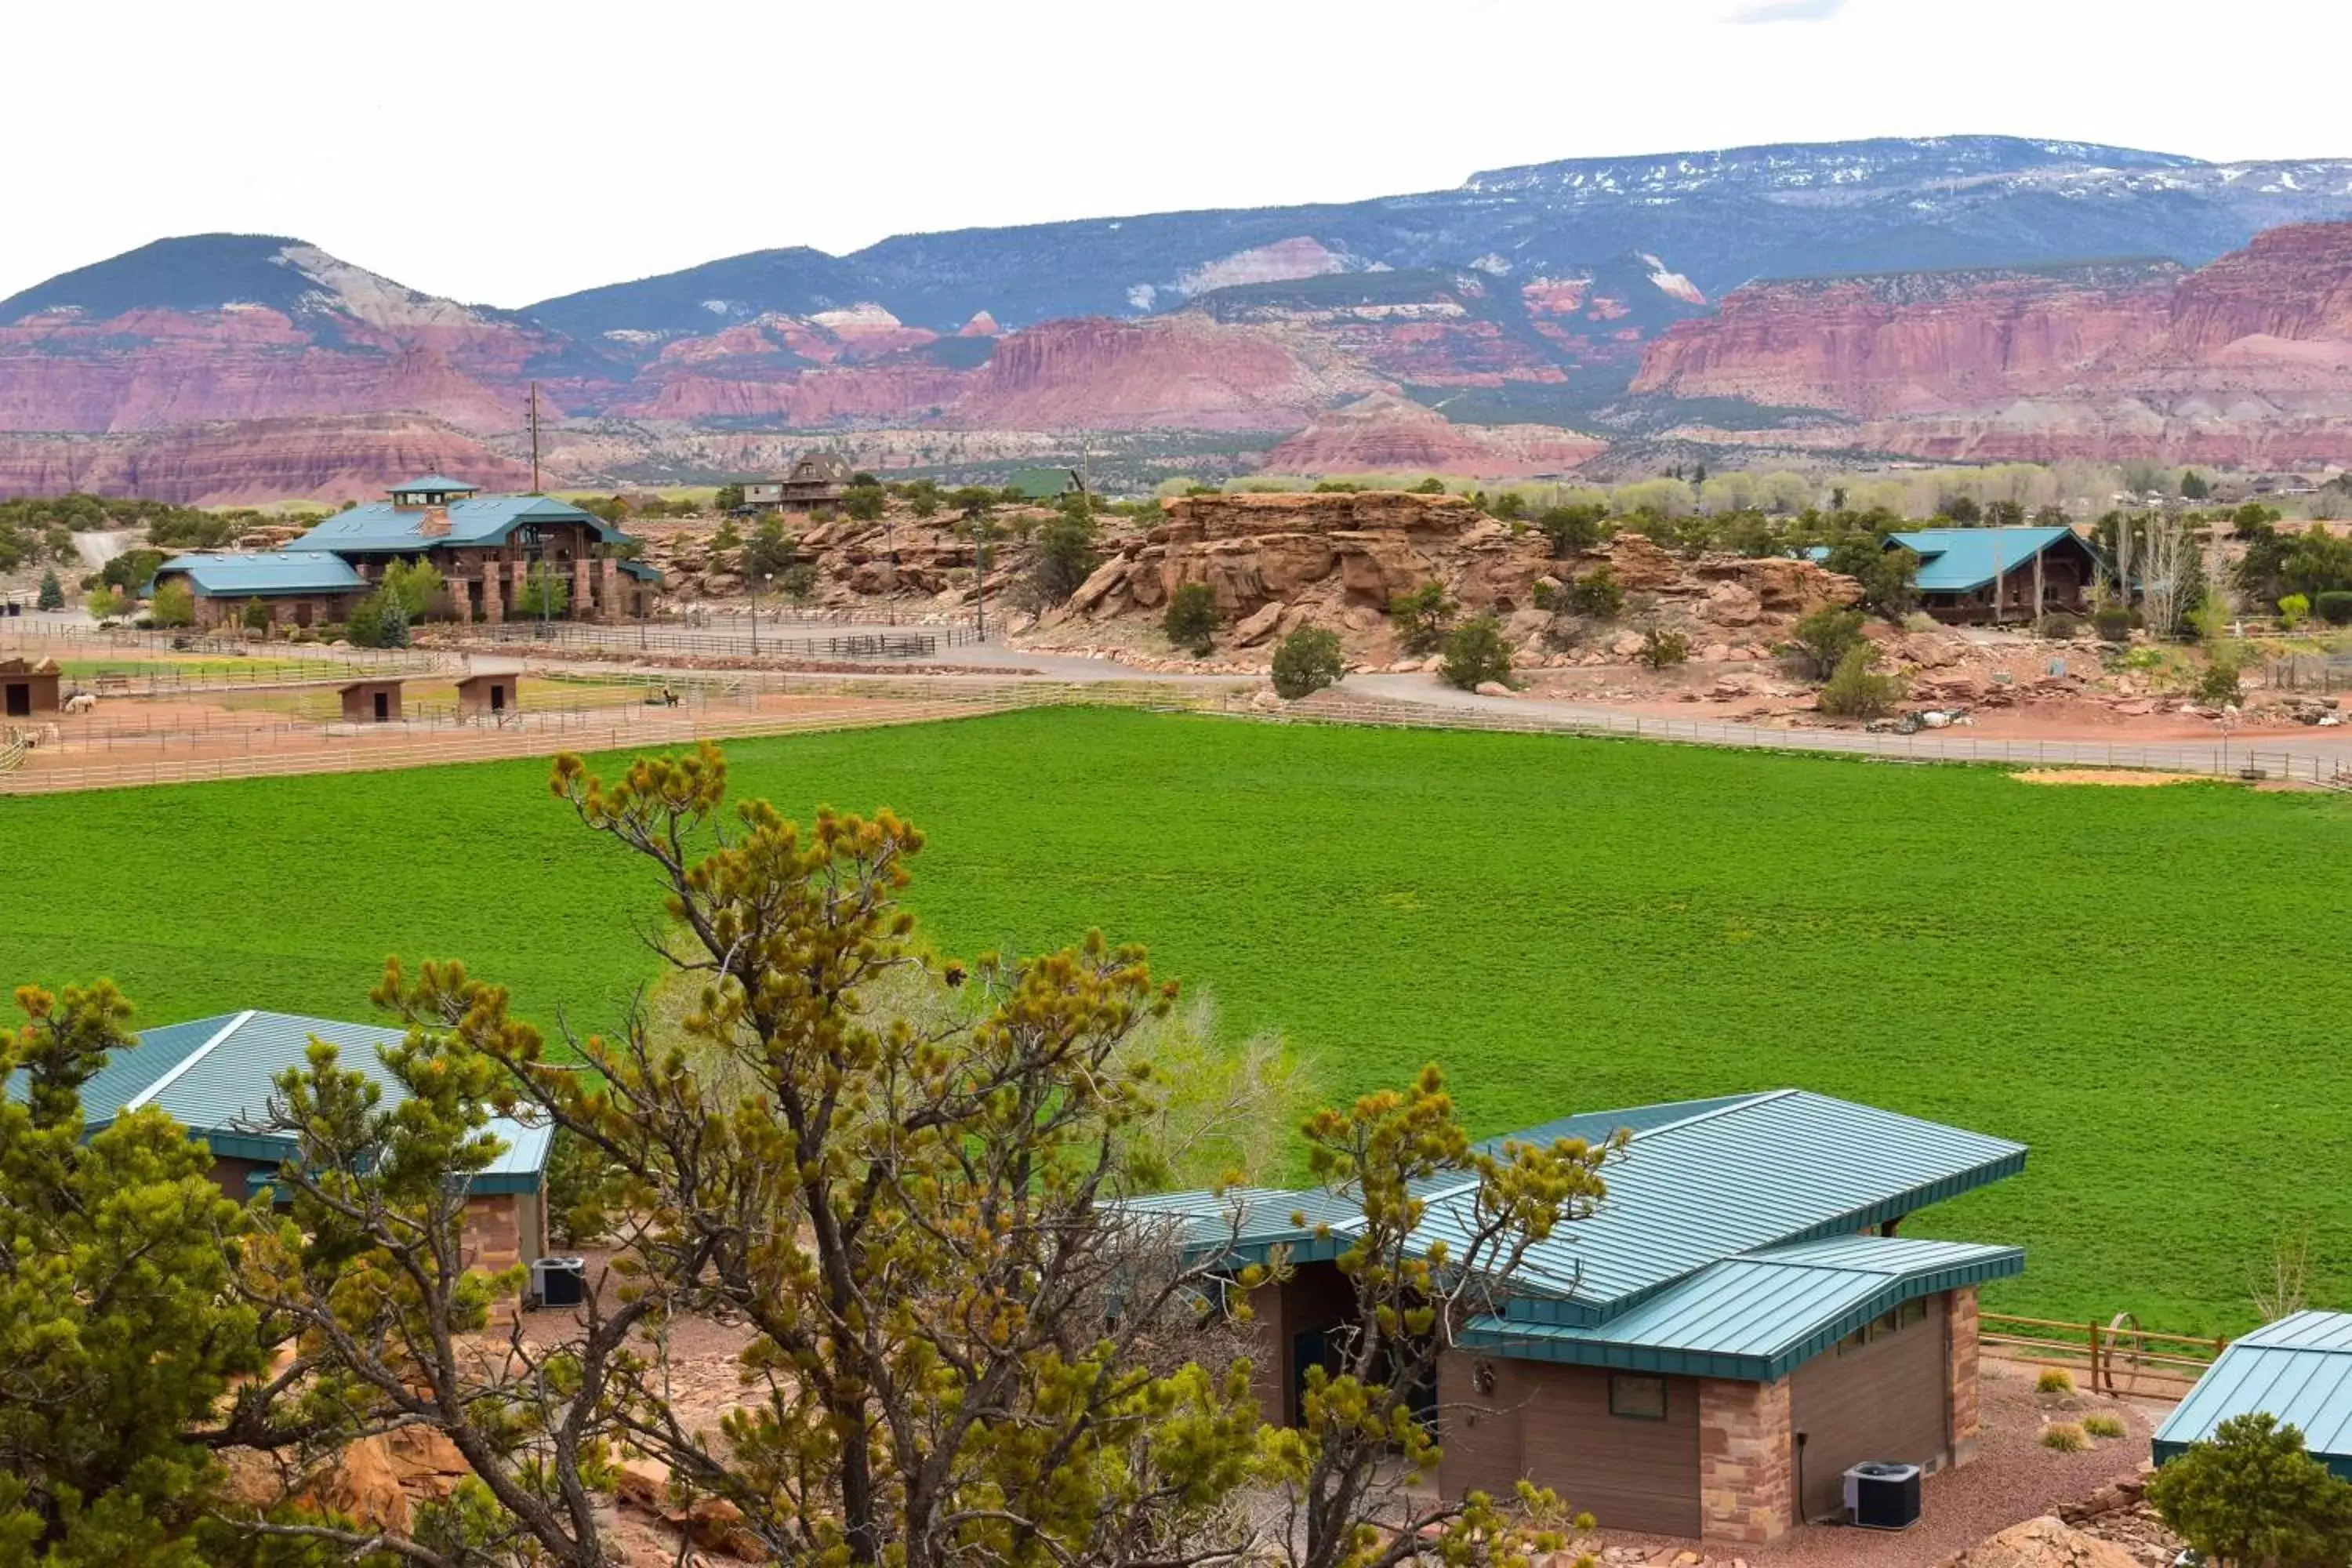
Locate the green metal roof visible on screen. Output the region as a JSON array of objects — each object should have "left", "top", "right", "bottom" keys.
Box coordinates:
[
  {"left": 1129, "top": 1089, "right": 2026, "bottom": 1335},
  {"left": 1415, "top": 1089, "right": 2026, "bottom": 1322},
  {"left": 2154, "top": 1311, "right": 2352, "bottom": 1475},
  {"left": 1461, "top": 1235, "right": 2024, "bottom": 1381},
  {"left": 73, "top": 1009, "right": 548, "bottom": 1192},
  {"left": 293, "top": 494, "right": 627, "bottom": 555},
  {"left": 152, "top": 551, "right": 365, "bottom": 597},
  {"left": 1886, "top": 527, "right": 2097, "bottom": 594},
  {"left": 389, "top": 475, "right": 481, "bottom": 495}
]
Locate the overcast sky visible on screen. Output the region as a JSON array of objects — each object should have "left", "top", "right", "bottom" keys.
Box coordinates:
[{"left": 7, "top": 0, "right": 2349, "bottom": 310}]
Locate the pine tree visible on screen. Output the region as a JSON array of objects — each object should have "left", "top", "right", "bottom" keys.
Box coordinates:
[{"left": 34, "top": 568, "right": 62, "bottom": 611}]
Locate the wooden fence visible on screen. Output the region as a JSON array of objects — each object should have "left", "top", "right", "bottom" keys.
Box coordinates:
[{"left": 1980, "top": 1312, "right": 2228, "bottom": 1400}]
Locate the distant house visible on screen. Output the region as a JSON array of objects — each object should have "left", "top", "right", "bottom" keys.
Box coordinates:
[
  {"left": 151, "top": 477, "right": 662, "bottom": 628},
  {"left": 1006, "top": 466, "right": 1085, "bottom": 502},
  {"left": 1886, "top": 527, "right": 2107, "bottom": 622},
  {"left": 24, "top": 1009, "right": 554, "bottom": 1276},
  {"left": 743, "top": 452, "right": 855, "bottom": 512},
  {"left": 2154, "top": 1311, "right": 2352, "bottom": 1479},
  {"left": 1127, "top": 1088, "right": 2027, "bottom": 1545}
]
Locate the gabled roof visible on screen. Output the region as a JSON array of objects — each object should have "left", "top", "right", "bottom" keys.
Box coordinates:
[
  {"left": 292, "top": 495, "right": 629, "bottom": 555},
  {"left": 53, "top": 1008, "right": 550, "bottom": 1192},
  {"left": 153, "top": 551, "right": 365, "bottom": 597},
  {"left": 1461, "top": 1234, "right": 2024, "bottom": 1381},
  {"left": 1128, "top": 1088, "right": 2026, "bottom": 1330},
  {"left": 1886, "top": 527, "right": 2097, "bottom": 593},
  {"left": 2154, "top": 1310, "right": 2352, "bottom": 1473}
]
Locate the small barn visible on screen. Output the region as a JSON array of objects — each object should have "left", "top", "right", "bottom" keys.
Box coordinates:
[
  {"left": 455, "top": 670, "right": 519, "bottom": 717},
  {"left": 30, "top": 1009, "right": 554, "bottom": 1276},
  {"left": 2154, "top": 1311, "right": 2352, "bottom": 1479},
  {"left": 1127, "top": 1090, "right": 2027, "bottom": 1547},
  {"left": 1, "top": 655, "right": 61, "bottom": 717},
  {"left": 1886, "top": 528, "right": 2108, "bottom": 622},
  {"left": 339, "top": 678, "right": 405, "bottom": 723}
]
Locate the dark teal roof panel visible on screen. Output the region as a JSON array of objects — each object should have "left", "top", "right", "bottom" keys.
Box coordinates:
[{"left": 1461, "top": 1235, "right": 2024, "bottom": 1381}]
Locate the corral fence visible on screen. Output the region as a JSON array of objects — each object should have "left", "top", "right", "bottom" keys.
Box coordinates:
[
  {"left": 457, "top": 619, "right": 976, "bottom": 659},
  {"left": 2, "top": 619, "right": 435, "bottom": 666},
  {"left": 0, "top": 696, "right": 1018, "bottom": 795},
  {"left": 1258, "top": 692, "right": 2352, "bottom": 786},
  {"left": 1980, "top": 1312, "right": 2228, "bottom": 1400}
]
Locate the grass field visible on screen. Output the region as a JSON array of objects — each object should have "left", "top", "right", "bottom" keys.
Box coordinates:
[{"left": 7, "top": 707, "right": 2347, "bottom": 1333}]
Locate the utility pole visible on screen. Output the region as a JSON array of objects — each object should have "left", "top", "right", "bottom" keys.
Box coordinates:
[{"left": 528, "top": 382, "right": 542, "bottom": 495}]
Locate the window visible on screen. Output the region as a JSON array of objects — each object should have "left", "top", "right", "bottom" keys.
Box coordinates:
[{"left": 1610, "top": 1374, "right": 1667, "bottom": 1421}]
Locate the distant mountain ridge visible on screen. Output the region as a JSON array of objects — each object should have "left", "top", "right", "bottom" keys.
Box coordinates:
[
  {"left": 521, "top": 136, "right": 2352, "bottom": 339},
  {"left": 10, "top": 136, "right": 2352, "bottom": 500}
]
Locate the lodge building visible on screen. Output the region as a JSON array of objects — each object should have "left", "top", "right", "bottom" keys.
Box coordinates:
[{"left": 151, "top": 477, "right": 661, "bottom": 629}]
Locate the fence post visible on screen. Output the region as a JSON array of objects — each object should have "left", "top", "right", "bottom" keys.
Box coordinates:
[{"left": 2088, "top": 1319, "right": 2103, "bottom": 1394}]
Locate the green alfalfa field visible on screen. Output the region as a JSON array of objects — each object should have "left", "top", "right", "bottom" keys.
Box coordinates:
[{"left": 5, "top": 706, "right": 2344, "bottom": 1333}]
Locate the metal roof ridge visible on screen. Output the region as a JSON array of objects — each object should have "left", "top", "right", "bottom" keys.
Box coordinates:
[
  {"left": 122, "top": 1008, "right": 255, "bottom": 1112},
  {"left": 1624, "top": 1087, "right": 1792, "bottom": 1143}
]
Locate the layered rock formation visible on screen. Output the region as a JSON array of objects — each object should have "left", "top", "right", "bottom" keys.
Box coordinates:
[
  {"left": 1633, "top": 223, "right": 2352, "bottom": 463},
  {"left": 1632, "top": 261, "right": 2183, "bottom": 418},
  {"left": 0, "top": 415, "right": 533, "bottom": 506},
  {"left": 1260, "top": 394, "right": 1606, "bottom": 476}
]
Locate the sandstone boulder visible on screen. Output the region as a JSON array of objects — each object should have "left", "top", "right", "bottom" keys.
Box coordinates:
[
  {"left": 1945, "top": 1515, "right": 2140, "bottom": 1568},
  {"left": 1474, "top": 681, "right": 1515, "bottom": 698},
  {"left": 1233, "top": 601, "right": 1287, "bottom": 646},
  {"left": 300, "top": 1435, "right": 410, "bottom": 1535},
  {"left": 1701, "top": 582, "right": 1763, "bottom": 626}
]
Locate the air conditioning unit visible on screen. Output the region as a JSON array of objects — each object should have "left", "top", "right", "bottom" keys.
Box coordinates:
[
  {"left": 1842, "top": 1461, "right": 1922, "bottom": 1530},
  {"left": 530, "top": 1255, "right": 588, "bottom": 1308}
]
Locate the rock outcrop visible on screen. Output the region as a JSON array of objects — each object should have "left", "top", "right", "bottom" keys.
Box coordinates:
[{"left": 1048, "top": 493, "right": 1858, "bottom": 666}]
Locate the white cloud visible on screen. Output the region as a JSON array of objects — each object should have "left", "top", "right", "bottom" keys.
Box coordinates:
[{"left": 1724, "top": 0, "right": 1846, "bottom": 20}]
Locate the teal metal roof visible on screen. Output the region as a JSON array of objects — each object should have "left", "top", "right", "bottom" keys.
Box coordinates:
[
  {"left": 2154, "top": 1311, "right": 2352, "bottom": 1475},
  {"left": 389, "top": 475, "right": 480, "bottom": 495},
  {"left": 1461, "top": 1235, "right": 2024, "bottom": 1381},
  {"left": 4, "top": 1012, "right": 228, "bottom": 1121},
  {"left": 1111, "top": 1186, "right": 1365, "bottom": 1261},
  {"left": 1417, "top": 1089, "right": 2025, "bottom": 1321},
  {"left": 293, "top": 494, "right": 628, "bottom": 555},
  {"left": 154, "top": 551, "right": 365, "bottom": 597},
  {"left": 71, "top": 1009, "right": 549, "bottom": 1190},
  {"left": 1132, "top": 1089, "right": 2026, "bottom": 1332},
  {"left": 1886, "top": 527, "right": 2094, "bottom": 593}
]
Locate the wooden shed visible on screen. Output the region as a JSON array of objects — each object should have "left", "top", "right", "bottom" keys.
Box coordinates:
[
  {"left": 338, "top": 678, "right": 405, "bottom": 723},
  {"left": 455, "top": 670, "right": 519, "bottom": 718},
  {"left": 1, "top": 655, "right": 61, "bottom": 717}
]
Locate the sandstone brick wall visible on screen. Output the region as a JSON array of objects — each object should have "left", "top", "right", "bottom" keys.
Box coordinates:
[
  {"left": 1697, "top": 1375, "right": 1793, "bottom": 1547},
  {"left": 463, "top": 1192, "right": 522, "bottom": 1275},
  {"left": 1948, "top": 1285, "right": 1982, "bottom": 1466}
]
